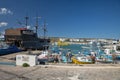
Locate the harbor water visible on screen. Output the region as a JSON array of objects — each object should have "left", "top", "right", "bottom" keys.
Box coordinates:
[{"left": 50, "top": 43, "right": 120, "bottom": 63}]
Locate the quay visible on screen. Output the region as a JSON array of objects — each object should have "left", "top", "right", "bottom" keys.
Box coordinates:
[
  {"left": 0, "top": 51, "right": 120, "bottom": 80},
  {"left": 0, "top": 64, "right": 120, "bottom": 80}
]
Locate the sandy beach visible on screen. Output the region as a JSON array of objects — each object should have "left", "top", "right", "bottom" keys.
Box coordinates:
[{"left": 0, "top": 51, "right": 120, "bottom": 80}]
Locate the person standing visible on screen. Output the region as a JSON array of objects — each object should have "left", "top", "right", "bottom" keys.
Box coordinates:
[
  {"left": 112, "top": 53, "right": 117, "bottom": 64},
  {"left": 90, "top": 55, "right": 96, "bottom": 64}
]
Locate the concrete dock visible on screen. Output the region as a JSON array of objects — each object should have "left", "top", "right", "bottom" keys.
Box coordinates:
[
  {"left": 0, "top": 64, "right": 120, "bottom": 80},
  {"left": 0, "top": 51, "right": 120, "bottom": 80}
]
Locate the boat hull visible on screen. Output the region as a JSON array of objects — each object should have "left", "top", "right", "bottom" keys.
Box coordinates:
[
  {"left": 0, "top": 45, "right": 21, "bottom": 55},
  {"left": 71, "top": 57, "right": 93, "bottom": 64}
]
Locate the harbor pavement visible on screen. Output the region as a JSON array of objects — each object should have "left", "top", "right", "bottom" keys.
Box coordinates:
[
  {"left": 0, "top": 64, "right": 120, "bottom": 80},
  {"left": 0, "top": 51, "right": 120, "bottom": 80}
]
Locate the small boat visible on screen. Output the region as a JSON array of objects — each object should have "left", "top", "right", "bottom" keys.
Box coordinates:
[
  {"left": 95, "top": 55, "right": 113, "bottom": 63},
  {"left": 0, "top": 42, "right": 21, "bottom": 55},
  {"left": 71, "top": 56, "right": 93, "bottom": 64}
]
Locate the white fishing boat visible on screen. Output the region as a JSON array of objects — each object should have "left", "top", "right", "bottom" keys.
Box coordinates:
[{"left": 71, "top": 55, "right": 93, "bottom": 64}]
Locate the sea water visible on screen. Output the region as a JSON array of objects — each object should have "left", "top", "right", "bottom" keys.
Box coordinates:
[
  {"left": 61, "top": 44, "right": 89, "bottom": 54},
  {"left": 60, "top": 44, "right": 105, "bottom": 55}
]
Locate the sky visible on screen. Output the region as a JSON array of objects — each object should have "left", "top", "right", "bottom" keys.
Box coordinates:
[{"left": 0, "top": 0, "right": 120, "bottom": 39}]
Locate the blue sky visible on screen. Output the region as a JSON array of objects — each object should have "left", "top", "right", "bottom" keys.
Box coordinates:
[{"left": 0, "top": 0, "right": 120, "bottom": 39}]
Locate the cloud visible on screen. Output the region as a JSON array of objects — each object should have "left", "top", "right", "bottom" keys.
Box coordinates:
[
  {"left": 0, "top": 8, "right": 13, "bottom": 15},
  {"left": 0, "top": 22, "right": 8, "bottom": 27}
]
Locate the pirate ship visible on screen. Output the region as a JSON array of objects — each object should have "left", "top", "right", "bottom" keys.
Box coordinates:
[{"left": 4, "top": 16, "right": 50, "bottom": 50}]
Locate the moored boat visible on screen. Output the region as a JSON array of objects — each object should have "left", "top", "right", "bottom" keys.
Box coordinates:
[
  {"left": 0, "top": 42, "right": 21, "bottom": 55},
  {"left": 71, "top": 56, "right": 93, "bottom": 64}
]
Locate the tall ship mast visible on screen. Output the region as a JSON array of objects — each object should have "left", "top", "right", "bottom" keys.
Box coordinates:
[
  {"left": 25, "top": 16, "right": 29, "bottom": 28},
  {"left": 43, "top": 20, "right": 47, "bottom": 39}
]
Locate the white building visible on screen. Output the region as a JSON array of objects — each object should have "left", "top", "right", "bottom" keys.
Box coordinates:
[
  {"left": 16, "top": 55, "right": 37, "bottom": 66},
  {"left": 59, "top": 38, "right": 66, "bottom": 42},
  {"left": 69, "top": 38, "right": 79, "bottom": 42}
]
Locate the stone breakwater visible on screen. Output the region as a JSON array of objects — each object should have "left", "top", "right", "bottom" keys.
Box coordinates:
[{"left": 0, "top": 65, "right": 120, "bottom": 80}]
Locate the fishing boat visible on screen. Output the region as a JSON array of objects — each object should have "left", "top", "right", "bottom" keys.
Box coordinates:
[
  {"left": 0, "top": 42, "right": 21, "bottom": 55},
  {"left": 71, "top": 56, "right": 93, "bottom": 64}
]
